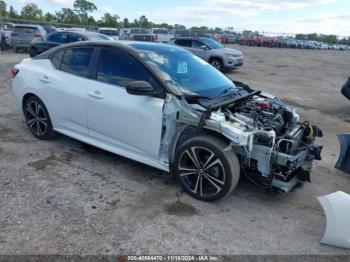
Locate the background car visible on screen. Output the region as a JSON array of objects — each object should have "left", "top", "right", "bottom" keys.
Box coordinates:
[
  {"left": 98, "top": 27, "right": 119, "bottom": 40},
  {"left": 29, "top": 30, "right": 112, "bottom": 57},
  {"left": 149, "top": 28, "right": 172, "bottom": 43},
  {"left": 119, "top": 28, "right": 154, "bottom": 42},
  {"left": 11, "top": 24, "right": 46, "bottom": 53},
  {"left": 0, "top": 23, "right": 15, "bottom": 50},
  {"left": 169, "top": 36, "right": 243, "bottom": 71}
]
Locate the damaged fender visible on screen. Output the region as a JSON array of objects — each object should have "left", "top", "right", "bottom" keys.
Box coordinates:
[
  {"left": 318, "top": 191, "right": 350, "bottom": 249},
  {"left": 335, "top": 133, "right": 350, "bottom": 175}
]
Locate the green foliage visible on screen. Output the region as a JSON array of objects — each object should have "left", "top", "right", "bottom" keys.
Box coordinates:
[
  {"left": 73, "top": 0, "right": 97, "bottom": 16},
  {"left": 21, "top": 3, "right": 42, "bottom": 20},
  {"left": 0, "top": 0, "right": 6, "bottom": 17}
]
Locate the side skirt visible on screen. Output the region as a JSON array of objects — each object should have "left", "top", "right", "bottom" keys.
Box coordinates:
[{"left": 54, "top": 128, "right": 170, "bottom": 172}]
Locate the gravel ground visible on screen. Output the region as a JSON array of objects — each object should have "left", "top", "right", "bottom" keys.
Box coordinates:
[{"left": 0, "top": 46, "right": 349, "bottom": 255}]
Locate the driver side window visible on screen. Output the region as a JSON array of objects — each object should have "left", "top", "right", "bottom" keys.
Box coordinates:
[
  {"left": 191, "top": 40, "right": 203, "bottom": 49},
  {"left": 97, "top": 48, "right": 150, "bottom": 87}
]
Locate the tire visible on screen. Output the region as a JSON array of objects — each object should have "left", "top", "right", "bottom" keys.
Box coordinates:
[
  {"left": 14, "top": 47, "right": 19, "bottom": 53},
  {"left": 23, "top": 96, "right": 56, "bottom": 140},
  {"left": 210, "top": 58, "right": 223, "bottom": 71},
  {"left": 173, "top": 136, "right": 240, "bottom": 201},
  {"left": 29, "top": 47, "right": 37, "bottom": 58}
]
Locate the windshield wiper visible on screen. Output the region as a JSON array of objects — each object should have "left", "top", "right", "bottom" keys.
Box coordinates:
[{"left": 214, "top": 87, "right": 236, "bottom": 99}]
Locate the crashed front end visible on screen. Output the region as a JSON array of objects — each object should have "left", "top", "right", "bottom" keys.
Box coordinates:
[{"left": 168, "top": 83, "right": 323, "bottom": 192}]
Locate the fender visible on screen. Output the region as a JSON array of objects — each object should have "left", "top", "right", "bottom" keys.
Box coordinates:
[{"left": 318, "top": 191, "right": 350, "bottom": 249}]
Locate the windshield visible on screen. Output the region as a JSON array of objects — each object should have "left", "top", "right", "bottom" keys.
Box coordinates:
[
  {"left": 99, "top": 30, "right": 118, "bottom": 36},
  {"left": 201, "top": 38, "right": 223, "bottom": 49},
  {"left": 131, "top": 44, "right": 237, "bottom": 97}
]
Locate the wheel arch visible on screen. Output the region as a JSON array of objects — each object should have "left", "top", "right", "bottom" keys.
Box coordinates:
[
  {"left": 22, "top": 92, "right": 43, "bottom": 113},
  {"left": 170, "top": 125, "right": 231, "bottom": 168},
  {"left": 209, "top": 56, "right": 223, "bottom": 64}
]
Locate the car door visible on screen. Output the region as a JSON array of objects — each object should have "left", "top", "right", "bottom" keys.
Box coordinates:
[
  {"left": 42, "top": 46, "right": 94, "bottom": 135},
  {"left": 86, "top": 47, "right": 164, "bottom": 159},
  {"left": 189, "top": 40, "right": 210, "bottom": 61}
]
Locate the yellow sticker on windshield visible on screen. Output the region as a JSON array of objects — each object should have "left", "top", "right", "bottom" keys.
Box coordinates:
[{"left": 177, "top": 61, "right": 188, "bottom": 74}]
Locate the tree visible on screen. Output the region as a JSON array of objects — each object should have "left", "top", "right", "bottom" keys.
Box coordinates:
[
  {"left": 0, "top": 0, "right": 6, "bottom": 17},
  {"left": 21, "top": 3, "right": 43, "bottom": 20},
  {"left": 55, "top": 8, "right": 80, "bottom": 24},
  {"left": 73, "top": 0, "right": 96, "bottom": 16},
  {"left": 122, "top": 17, "right": 129, "bottom": 28},
  {"left": 99, "top": 12, "right": 119, "bottom": 27},
  {"left": 8, "top": 5, "right": 17, "bottom": 18},
  {"left": 44, "top": 12, "right": 56, "bottom": 22}
]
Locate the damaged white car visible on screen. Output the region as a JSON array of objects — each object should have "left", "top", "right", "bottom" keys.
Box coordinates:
[{"left": 11, "top": 41, "right": 323, "bottom": 201}]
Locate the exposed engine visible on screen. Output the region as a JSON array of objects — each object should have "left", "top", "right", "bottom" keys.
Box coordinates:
[{"left": 229, "top": 96, "right": 295, "bottom": 137}]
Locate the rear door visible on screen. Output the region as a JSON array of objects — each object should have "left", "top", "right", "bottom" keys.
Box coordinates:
[
  {"left": 42, "top": 46, "right": 94, "bottom": 135},
  {"left": 86, "top": 47, "right": 164, "bottom": 158}
]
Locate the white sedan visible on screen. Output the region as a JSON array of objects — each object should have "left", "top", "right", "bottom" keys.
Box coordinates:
[{"left": 11, "top": 41, "right": 323, "bottom": 201}]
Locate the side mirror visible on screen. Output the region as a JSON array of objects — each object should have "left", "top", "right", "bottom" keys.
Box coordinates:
[
  {"left": 200, "top": 45, "right": 209, "bottom": 50},
  {"left": 126, "top": 81, "right": 158, "bottom": 97}
]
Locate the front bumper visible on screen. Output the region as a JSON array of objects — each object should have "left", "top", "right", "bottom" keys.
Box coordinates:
[{"left": 224, "top": 56, "right": 244, "bottom": 69}]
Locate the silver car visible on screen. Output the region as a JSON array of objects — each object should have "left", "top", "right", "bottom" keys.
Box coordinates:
[
  {"left": 11, "top": 24, "right": 46, "bottom": 52},
  {"left": 169, "top": 36, "right": 243, "bottom": 71}
]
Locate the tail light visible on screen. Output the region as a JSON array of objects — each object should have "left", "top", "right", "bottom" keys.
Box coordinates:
[
  {"left": 11, "top": 68, "right": 19, "bottom": 78},
  {"left": 11, "top": 32, "right": 18, "bottom": 37},
  {"left": 34, "top": 33, "right": 43, "bottom": 38}
]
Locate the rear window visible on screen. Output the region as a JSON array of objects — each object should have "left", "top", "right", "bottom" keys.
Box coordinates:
[
  {"left": 50, "top": 50, "right": 64, "bottom": 69},
  {"left": 14, "top": 26, "right": 38, "bottom": 33},
  {"left": 61, "top": 47, "right": 93, "bottom": 78}
]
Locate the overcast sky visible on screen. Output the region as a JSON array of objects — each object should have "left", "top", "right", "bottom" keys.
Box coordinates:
[{"left": 5, "top": 0, "right": 350, "bottom": 36}]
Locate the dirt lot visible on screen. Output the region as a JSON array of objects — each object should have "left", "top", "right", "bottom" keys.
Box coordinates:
[{"left": 0, "top": 46, "right": 349, "bottom": 255}]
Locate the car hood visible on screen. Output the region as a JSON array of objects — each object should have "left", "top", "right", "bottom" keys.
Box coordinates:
[{"left": 220, "top": 47, "right": 243, "bottom": 56}]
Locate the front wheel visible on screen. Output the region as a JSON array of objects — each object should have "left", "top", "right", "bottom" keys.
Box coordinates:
[
  {"left": 173, "top": 136, "right": 240, "bottom": 201},
  {"left": 210, "top": 58, "right": 223, "bottom": 71}
]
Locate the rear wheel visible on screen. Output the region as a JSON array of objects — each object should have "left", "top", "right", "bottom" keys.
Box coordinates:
[
  {"left": 174, "top": 136, "right": 240, "bottom": 201},
  {"left": 29, "top": 47, "right": 37, "bottom": 57},
  {"left": 24, "top": 96, "right": 56, "bottom": 140},
  {"left": 210, "top": 58, "right": 223, "bottom": 71}
]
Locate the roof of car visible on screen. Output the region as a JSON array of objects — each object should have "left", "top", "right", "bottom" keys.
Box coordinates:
[{"left": 37, "top": 40, "right": 186, "bottom": 59}]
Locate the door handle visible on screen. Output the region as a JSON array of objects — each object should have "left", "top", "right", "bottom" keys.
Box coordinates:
[
  {"left": 39, "top": 75, "right": 50, "bottom": 83},
  {"left": 88, "top": 90, "right": 104, "bottom": 100}
]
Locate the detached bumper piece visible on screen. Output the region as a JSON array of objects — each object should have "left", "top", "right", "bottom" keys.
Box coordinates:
[
  {"left": 335, "top": 134, "right": 350, "bottom": 175},
  {"left": 318, "top": 191, "right": 350, "bottom": 249}
]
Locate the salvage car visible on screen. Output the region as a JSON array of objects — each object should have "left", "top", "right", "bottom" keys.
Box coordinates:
[
  {"left": 169, "top": 36, "right": 243, "bottom": 71},
  {"left": 11, "top": 41, "right": 323, "bottom": 201},
  {"left": 29, "top": 31, "right": 112, "bottom": 57}
]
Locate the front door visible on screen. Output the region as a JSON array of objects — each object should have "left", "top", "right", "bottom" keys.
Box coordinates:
[{"left": 86, "top": 48, "right": 164, "bottom": 159}]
